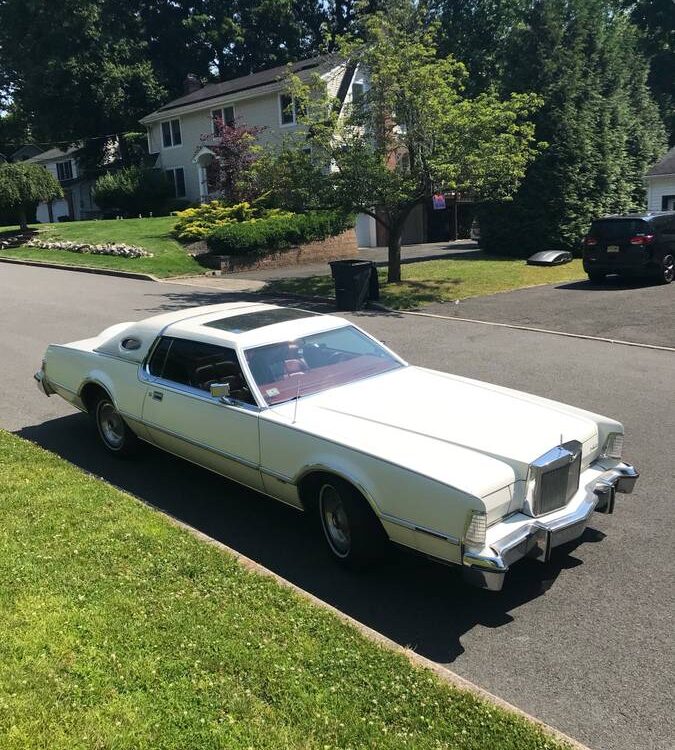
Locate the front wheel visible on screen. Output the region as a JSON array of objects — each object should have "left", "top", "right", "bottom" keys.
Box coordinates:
[
  {"left": 657, "top": 254, "right": 674, "bottom": 284},
  {"left": 93, "top": 396, "right": 140, "bottom": 456},
  {"left": 317, "top": 478, "right": 387, "bottom": 569}
]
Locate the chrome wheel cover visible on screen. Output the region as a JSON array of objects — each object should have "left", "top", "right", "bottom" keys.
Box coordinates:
[
  {"left": 320, "top": 484, "right": 351, "bottom": 558},
  {"left": 663, "top": 255, "right": 674, "bottom": 283},
  {"left": 97, "top": 402, "right": 125, "bottom": 449}
]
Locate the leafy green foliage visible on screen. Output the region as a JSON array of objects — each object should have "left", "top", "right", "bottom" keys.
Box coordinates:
[
  {"left": 93, "top": 167, "right": 173, "bottom": 217},
  {"left": 479, "top": 0, "right": 667, "bottom": 257},
  {"left": 0, "top": 163, "right": 63, "bottom": 229},
  {"left": 172, "top": 200, "right": 291, "bottom": 242},
  {"left": 275, "top": 0, "right": 542, "bottom": 281},
  {"left": 206, "top": 210, "right": 354, "bottom": 255}
]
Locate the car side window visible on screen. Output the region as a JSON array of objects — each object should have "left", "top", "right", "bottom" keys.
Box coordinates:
[
  {"left": 148, "top": 336, "right": 255, "bottom": 405},
  {"left": 148, "top": 337, "right": 172, "bottom": 377}
]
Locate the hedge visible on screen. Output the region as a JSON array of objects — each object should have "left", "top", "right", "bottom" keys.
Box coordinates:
[{"left": 206, "top": 210, "right": 354, "bottom": 256}]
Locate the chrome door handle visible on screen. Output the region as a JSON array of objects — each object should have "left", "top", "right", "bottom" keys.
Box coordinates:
[{"left": 150, "top": 390, "right": 163, "bottom": 401}]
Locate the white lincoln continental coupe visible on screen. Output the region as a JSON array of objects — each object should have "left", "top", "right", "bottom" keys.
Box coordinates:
[{"left": 35, "top": 302, "right": 638, "bottom": 591}]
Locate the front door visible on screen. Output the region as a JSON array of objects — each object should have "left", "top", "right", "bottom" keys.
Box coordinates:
[{"left": 140, "top": 336, "right": 262, "bottom": 491}]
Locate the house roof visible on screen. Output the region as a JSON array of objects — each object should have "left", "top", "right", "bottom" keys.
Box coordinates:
[
  {"left": 143, "top": 55, "right": 342, "bottom": 120},
  {"left": 25, "top": 144, "right": 81, "bottom": 164},
  {"left": 647, "top": 146, "right": 675, "bottom": 177}
]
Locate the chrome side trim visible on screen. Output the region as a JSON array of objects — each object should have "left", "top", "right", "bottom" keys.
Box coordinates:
[
  {"left": 139, "top": 417, "right": 260, "bottom": 471},
  {"left": 260, "top": 467, "right": 293, "bottom": 484},
  {"left": 379, "top": 512, "right": 461, "bottom": 545}
]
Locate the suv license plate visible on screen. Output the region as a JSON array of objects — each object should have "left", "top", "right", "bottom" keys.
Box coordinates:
[{"left": 607, "top": 245, "right": 619, "bottom": 253}]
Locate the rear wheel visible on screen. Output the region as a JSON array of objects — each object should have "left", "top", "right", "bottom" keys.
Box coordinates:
[
  {"left": 93, "top": 396, "right": 140, "bottom": 456},
  {"left": 587, "top": 271, "right": 605, "bottom": 284},
  {"left": 316, "top": 477, "right": 387, "bottom": 569},
  {"left": 657, "top": 254, "right": 674, "bottom": 284}
]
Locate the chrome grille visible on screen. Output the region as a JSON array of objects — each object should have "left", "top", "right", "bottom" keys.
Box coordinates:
[{"left": 530, "top": 440, "right": 582, "bottom": 516}]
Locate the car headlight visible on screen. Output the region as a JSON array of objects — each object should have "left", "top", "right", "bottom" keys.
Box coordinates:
[
  {"left": 602, "top": 432, "right": 624, "bottom": 459},
  {"left": 465, "top": 510, "right": 487, "bottom": 547}
]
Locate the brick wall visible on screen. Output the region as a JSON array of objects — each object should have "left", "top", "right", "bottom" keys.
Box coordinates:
[{"left": 196, "top": 228, "right": 358, "bottom": 273}]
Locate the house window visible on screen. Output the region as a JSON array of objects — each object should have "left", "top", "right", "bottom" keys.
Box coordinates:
[
  {"left": 662, "top": 195, "right": 675, "bottom": 211},
  {"left": 166, "top": 167, "right": 186, "bottom": 198},
  {"left": 211, "top": 105, "right": 236, "bottom": 133},
  {"left": 161, "top": 118, "right": 182, "bottom": 148},
  {"left": 352, "top": 82, "right": 365, "bottom": 102},
  {"left": 56, "top": 160, "right": 73, "bottom": 181},
  {"left": 279, "top": 94, "right": 296, "bottom": 126}
]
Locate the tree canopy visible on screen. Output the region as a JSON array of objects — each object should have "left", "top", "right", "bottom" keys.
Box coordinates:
[
  {"left": 0, "top": 163, "right": 63, "bottom": 229},
  {"left": 477, "top": 0, "right": 667, "bottom": 256},
  {"left": 266, "top": 0, "right": 542, "bottom": 280}
]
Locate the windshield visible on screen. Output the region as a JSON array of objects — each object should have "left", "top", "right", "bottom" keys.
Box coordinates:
[{"left": 245, "top": 325, "right": 403, "bottom": 405}]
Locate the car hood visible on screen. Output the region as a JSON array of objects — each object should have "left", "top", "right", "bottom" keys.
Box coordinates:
[{"left": 271, "top": 366, "right": 602, "bottom": 498}]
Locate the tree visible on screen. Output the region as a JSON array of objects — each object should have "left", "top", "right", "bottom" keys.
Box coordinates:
[
  {"left": 627, "top": 0, "right": 675, "bottom": 144},
  {"left": 479, "top": 0, "right": 667, "bottom": 256},
  {"left": 271, "top": 0, "right": 542, "bottom": 282},
  {"left": 0, "top": 163, "right": 63, "bottom": 230},
  {"left": 92, "top": 167, "right": 172, "bottom": 216},
  {"left": 203, "top": 120, "right": 263, "bottom": 203},
  {"left": 0, "top": 0, "right": 166, "bottom": 164}
]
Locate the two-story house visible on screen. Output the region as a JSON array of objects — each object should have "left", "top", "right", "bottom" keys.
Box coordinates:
[
  {"left": 26, "top": 144, "right": 100, "bottom": 222},
  {"left": 140, "top": 56, "right": 380, "bottom": 247}
]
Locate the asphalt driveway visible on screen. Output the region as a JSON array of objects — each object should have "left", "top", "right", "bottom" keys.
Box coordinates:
[
  {"left": 1, "top": 263, "right": 673, "bottom": 750},
  {"left": 424, "top": 274, "right": 675, "bottom": 348}
]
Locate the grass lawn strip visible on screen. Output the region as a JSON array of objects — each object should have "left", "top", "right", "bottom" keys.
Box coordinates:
[
  {"left": 265, "top": 254, "right": 586, "bottom": 309},
  {"left": 0, "top": 217, "right": 202, "bottom": 278},
  {"left": 0, "top": 431, "right": 571, "bottom": 750}
]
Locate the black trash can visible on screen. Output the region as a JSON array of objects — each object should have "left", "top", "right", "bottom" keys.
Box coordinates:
[{"left": 329, "top": 259, "right": 378, "bottom": 311}]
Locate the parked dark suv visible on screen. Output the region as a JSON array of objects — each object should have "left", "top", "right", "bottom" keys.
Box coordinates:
[{"left": 582, "top": 212, "right": 675, "bottom": 284}]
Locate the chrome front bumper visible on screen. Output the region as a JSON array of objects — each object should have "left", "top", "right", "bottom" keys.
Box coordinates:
[
  {"left": 462, "top": 461, "right": 639, "bottom": 591},
  {"left": 34, "top": 369, "right": 54, "bottom": 396}
]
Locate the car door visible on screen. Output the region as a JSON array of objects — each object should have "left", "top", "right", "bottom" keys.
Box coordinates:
[{"left": 140, "top": 336, "right": 263, "bottom": 491}]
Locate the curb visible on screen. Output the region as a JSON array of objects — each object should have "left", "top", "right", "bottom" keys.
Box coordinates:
[
  {"left": 366, "top": 302, "right": 675, "bottom": 353},
  {"left": 143, "top": 501, "right": 589, "bottom": 750},
  {"left": 0, "top": 255, "right": 160, "bottom": 282}
]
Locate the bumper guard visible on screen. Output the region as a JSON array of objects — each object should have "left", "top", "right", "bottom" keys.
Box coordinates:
[{"left": 462, "top": 461, "right": 639, "bottom": 591}]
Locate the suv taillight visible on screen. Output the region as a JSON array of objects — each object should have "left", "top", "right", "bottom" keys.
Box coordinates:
[
  {"left": 629, "top": 234, "right": 654, "bottom": 246},
  {"left": 583, "top": 235, "right": 597, "bottom": 246}
]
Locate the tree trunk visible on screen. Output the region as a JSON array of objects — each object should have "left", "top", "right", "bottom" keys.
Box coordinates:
[
  {"left": 17, "top": 207, "right": 28, "bottom": 232},
  {"left": 387, "top": 227, "right": 402, "bottom": 283}
]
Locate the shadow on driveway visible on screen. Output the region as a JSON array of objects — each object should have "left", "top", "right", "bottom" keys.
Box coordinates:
[{"left": 18, "top": 413, "right": 605, "bottom": 665}]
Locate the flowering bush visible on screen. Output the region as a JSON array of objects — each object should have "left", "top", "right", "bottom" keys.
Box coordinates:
[
  {"left": 172, "top": 200, "right": 292, "bottom": 242},
  {"left": 24, "top": 239, "right": 152, "bottom": 258}
]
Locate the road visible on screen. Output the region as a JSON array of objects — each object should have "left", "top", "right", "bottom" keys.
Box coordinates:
[
  {"left": 424, "top": 274, "right": 675, "bottom": 348},
  {"left": 1, "top": 263, "right": 673, "bottom": 750}
]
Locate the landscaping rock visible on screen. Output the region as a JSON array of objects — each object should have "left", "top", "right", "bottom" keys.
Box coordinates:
[{"left": 23, "top": 239, "right": 153, "bottom": 258}]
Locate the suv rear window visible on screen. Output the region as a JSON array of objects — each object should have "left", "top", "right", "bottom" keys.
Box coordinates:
[{"left": 589, "top": 219, "right": 649, "bottom": 239}]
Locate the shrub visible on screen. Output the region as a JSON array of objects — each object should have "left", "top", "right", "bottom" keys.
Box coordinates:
[
  {"left": 206, "top": 210, "right": 354, "bottom": 256},
  {"left": 93, "top": 167, "right": 173, "bottom": 217},
  {"left": 172, "top": 200, "right": 291, "bottom": 242}
]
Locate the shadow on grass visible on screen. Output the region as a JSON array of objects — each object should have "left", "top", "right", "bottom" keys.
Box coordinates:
[{"left": 18, "top": 412, "right": 604, "bottom": 665}]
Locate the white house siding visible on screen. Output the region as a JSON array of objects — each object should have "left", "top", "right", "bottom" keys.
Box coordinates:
[
  {"left": 148, "top": 90, "right": 307, "bottom": 203},
  {"left": 145, "top": 66, "right": 383, "bottom": 245},
  {"left": 646, "top": 175, "right": 675, "bottom": 211}
]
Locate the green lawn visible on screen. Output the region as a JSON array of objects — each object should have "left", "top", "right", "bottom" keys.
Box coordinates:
[
  {"left": 0, "top": 431, "right": 569, "bottom": 750},
  {"left": 266, "top": 254, "right": 586, "bottom": 309},
  {"left": 0, "top": 217, "right": 202, "bottom": 277}
]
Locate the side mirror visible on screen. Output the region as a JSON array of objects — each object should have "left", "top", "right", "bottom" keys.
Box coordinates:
[{"left": 210, "top": 382, "right": 231, "bottom": 400}]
